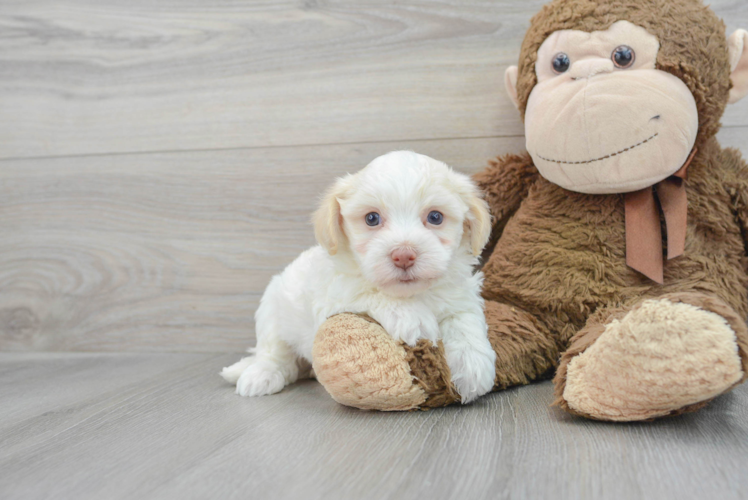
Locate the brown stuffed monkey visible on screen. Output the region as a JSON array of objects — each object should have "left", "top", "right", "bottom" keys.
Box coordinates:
[{"left": 311, "top": 0, "right": 748, "bottom": 421}]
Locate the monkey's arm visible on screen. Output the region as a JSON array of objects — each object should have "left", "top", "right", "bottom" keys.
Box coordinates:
[
  {"left": 722, "top": 147, "right": 748, "bottom": 255},
  {"left": 472, "top": 152, "right": 539, "bottom": 260}
]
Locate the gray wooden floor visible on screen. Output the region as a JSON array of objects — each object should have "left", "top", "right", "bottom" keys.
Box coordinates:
[
  {"left": 2, "top": 352, "right": 748, "bottom": 500},
  {"left": 2, "top": 1, "right": 748, "bottom": 499}
]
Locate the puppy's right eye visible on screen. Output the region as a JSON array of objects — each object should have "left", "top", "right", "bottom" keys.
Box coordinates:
[
  {"left": 427, "top": 211, "right": 443, "bottom": 225},
  {"left": 365, "top": 212, "right": 381, "bottom": 226}
]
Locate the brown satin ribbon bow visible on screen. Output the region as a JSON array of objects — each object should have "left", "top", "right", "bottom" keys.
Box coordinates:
[{"left": 624, "top": 148, "right": 697, "bottom": 284}]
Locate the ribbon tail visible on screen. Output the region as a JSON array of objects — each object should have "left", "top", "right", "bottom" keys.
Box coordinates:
[
  {"left": 656, "top": 178, "right": 688, "bottom": 260},
  {"left": 624, "top": 188, "right": 664, "bottom": 284}
]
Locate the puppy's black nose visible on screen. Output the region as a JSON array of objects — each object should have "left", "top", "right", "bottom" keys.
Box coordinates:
[{"left": 391, "top": 248, "right": 416, "bottom": 270}]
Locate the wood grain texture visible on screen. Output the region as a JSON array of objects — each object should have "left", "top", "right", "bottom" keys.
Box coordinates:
[
  {"left": 1, "top": 352, "right": 747, "bottom": 500},
  {"left": 1, "top": 130, "right": 746, "bottom": 353},
  {"left": 0, "top": 136, "right": 525, "bottom": 352},
  {"left": 0, "top": 0, "right": 747, "bottom": 353},
  {"left": 0, "top": 0, "right": 746, "bottom": 159}
]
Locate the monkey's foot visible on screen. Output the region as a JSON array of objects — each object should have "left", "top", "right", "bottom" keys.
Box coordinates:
[
  {"left": 558, "top": 296, "right": 746, "bottom": 421},
  {"left": 312, "top": 313, "right": 460, "bottom": 411}
]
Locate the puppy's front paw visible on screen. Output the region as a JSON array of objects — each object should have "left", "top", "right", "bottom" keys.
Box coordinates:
[
  {"left": 446, "top": 344, "right": 496, "bottom": 404},
  {"left": 235, "top": 362, "right": 287, "bottom": 397},
  {"left": 375, "top": 308, "right": 439, "bottom": 346},
  {"left": 399, "top": 314, "right": 441, "bottom": 346}
]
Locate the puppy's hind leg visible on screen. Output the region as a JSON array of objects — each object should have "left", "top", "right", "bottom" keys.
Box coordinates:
[
  {"left": 220, "top": 349, "right": 257, "bottom": 384},
  {"left": 220, "top": 334, "right": 302, "bottom": 397},
  {"left": 222, "top": 274, "right": 304, "bottom": 397},
  {"left": 233, "top": 340, "right": 300, "bottom": 397}
]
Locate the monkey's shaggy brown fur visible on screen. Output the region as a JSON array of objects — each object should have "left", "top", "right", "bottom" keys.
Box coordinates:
[{"left": 312, "top": 0, "right": 748, "bottom": 419}]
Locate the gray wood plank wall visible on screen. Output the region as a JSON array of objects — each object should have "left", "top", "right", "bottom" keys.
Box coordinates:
[{"left": 1, "top": 0, "right": 747, "bottom": 353}]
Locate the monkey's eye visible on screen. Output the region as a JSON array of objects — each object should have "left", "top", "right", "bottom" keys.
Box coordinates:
[
  {"left": 365, "top": 212, "right": 381, "bottom": 226},
  {"left": 612, "top": 45, "right": 635, "bottom": 68},
  {"left": 427, "top": 211, "right": 444, "bottom": 225},
  {"left": 551, "top": 53, "right": 571, "bottom": 74}
]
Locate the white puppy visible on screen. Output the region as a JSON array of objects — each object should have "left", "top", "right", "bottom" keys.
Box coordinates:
[{"left": 221, "top": 151, "right": 496, "bottom": 403}]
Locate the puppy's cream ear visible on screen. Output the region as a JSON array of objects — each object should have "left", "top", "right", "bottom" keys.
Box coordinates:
[
  {"left": 466, "top": 194, "right": 492, "bottom": 257},
  {"left": 313, "top": 176, "right": 352, "bottom": 255},
  {"left": 453, "top": 172, "right": 492, "bottom": 256}
]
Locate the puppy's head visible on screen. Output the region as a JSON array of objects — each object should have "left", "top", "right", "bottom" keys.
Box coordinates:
[{"left": 314, "top": 151, "right": 491, "bottom": 297}]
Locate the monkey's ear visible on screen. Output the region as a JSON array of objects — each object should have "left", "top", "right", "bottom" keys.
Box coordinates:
[
  {"left": 505, "top": 66, "right": 520, "bottom": 109},
  {"left": 728, "top": 29, "right": 748, "bottom": 104},
  {"left": 313, "top": 176, "right": 352, "bottom": 255}
]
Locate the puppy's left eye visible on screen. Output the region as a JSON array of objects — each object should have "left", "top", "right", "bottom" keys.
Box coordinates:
[
  {"left": 427, "top": 211, "right": 443, "bottom": 225},
  {"left": 365, "top": 212, "right": 381, "bottom": 226}
]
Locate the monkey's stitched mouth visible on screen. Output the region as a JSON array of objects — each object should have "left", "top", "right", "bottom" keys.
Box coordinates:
[{"left": 536, "top": 132, "right": 659, "bottom": 165}]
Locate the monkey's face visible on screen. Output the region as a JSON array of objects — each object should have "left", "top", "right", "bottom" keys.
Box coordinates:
[{"left": 524, "top": 21, "right": 699, "bottom": 194}]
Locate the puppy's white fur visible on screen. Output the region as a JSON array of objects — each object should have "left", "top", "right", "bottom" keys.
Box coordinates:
[{"left": 221, "top": 151, "right": 496, "bottom": 403}]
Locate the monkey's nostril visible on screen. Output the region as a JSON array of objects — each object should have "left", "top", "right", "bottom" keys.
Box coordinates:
[{"left": 651, "top": 115, "right": 661, "bottom": 120}]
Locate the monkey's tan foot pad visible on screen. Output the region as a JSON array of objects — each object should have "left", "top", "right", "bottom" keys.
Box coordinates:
[
  {"left": 312, "top": 313, "right": 460, "bottom": 411},
  {"left": 562, "top": 298, "right": 744, "bottom": 421}
]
